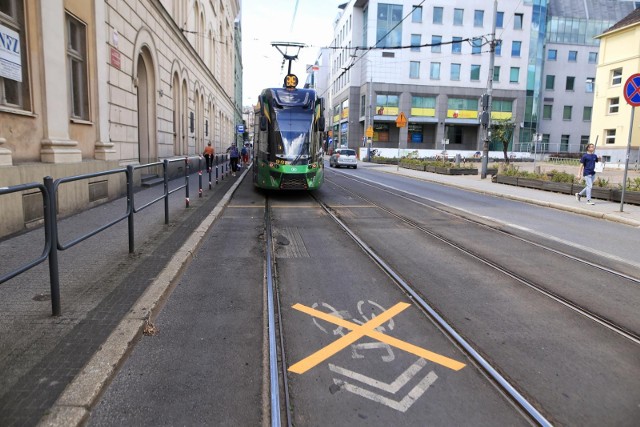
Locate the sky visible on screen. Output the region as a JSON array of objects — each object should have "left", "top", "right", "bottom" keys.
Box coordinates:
[{"left": 240, "top": 0, "right": 343, "bottom": 107}]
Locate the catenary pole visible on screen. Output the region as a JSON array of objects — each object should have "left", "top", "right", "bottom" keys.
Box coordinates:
[{"left": 481, "top": 0, "right": 498, "bottom": 179}]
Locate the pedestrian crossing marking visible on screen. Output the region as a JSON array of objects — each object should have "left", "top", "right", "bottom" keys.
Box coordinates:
[{"left": 288, "top": 302, "right": 466, "bottom": 374}]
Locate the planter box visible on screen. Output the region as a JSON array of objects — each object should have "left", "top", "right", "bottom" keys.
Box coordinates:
[
  {"left": 612, "top": 190, "right": 640, "bottom": 205},
  {"left": 591, "top": 187, "right": 613, "bottom": 201},
  {"left": 517, "top": 178, "right": 545, "bottom": 190},
  {"left": 400, "top": 163, "right": 425, "bottom": 171},
  {"left": 495, "top": 175, "right": 519, "bottom": 186},
  {"left": 541, "top": 181, "right": 574, "bottom": 195},
  {"left": 425, "top": 165, "right": 436, "bottom": 173},
  {"left": 434, "top": 167, "right": 478, "bottom": 175}
]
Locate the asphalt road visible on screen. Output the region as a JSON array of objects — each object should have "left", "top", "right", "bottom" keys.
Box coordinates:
[{"left": 87, "top": 166, "right": 640, "bottom": 426}]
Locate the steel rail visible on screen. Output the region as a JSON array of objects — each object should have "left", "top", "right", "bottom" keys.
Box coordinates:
[
  {"left": 327, "top": 176, "right": 640, "bottom": 345},
  {"left": 311, "top": 192, "right": 553, "bottom": 427}
]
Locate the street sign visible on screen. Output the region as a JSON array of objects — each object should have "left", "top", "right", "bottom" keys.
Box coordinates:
[
  {"left": 623, "top": 73, "right": 640, "bottom": 106},
  {"left": 395, "top": 112, "right": 407, "bottom": 128},
  {"left": 236, "top": 124, "right": 244, "bottom": 133},
  {"left": 365, "top": 126, "right": 373, "bottom": 137}
]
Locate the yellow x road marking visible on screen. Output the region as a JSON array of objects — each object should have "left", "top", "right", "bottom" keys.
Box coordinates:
[{"left": 288, "top": 302, "right": 466, "bottom": 374}]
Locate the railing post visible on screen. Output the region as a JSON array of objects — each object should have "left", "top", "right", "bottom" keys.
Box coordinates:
[
  {"left": 185, "top": 156, "right": 190, "bottom": 208},
  {"left": 215, "top": 155, "right": 219, "bottom": 184},
  {"left": 127, "top": 165, "right": 135, "bottom": 253},
  {"left": 44, "top": 176, "right": 61, "bottom": 316},
  {"left": 198, "top": 155, "right": 203, "bottom": 197},
  {"left": 164, "top": 159, "right": 169, "bottom": 223}
]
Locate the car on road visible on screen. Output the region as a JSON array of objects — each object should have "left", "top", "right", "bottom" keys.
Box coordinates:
[{"left": 329, "top": 148, "right": 358, "bottom": 169}]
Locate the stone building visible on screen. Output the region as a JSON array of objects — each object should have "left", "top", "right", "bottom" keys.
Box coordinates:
[{"left": 0, "top": 0, "right": 241, "bottom": 237}]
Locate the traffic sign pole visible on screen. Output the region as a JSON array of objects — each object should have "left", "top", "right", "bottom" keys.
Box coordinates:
[{"left": 620, "top": 73, "right": 640, "bottom": 212}]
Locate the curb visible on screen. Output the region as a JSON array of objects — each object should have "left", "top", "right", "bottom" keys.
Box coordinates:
[{"left": 38, "top": 168, "right": 250, "bottom": 427}]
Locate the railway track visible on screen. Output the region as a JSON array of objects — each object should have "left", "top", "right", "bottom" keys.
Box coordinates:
[{"left": 263, "top": 192, "right": 551, "bottom": 426}]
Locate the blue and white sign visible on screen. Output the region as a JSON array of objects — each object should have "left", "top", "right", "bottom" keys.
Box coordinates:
[
  {"left": 0, "top": 23, "right": 22, "bottom": 82},
  {"left": 624, "top": 73, "right": 640, "bottom": 107},
  {"left": 236, "top": 124, "right": 245, "bottom": 133}
]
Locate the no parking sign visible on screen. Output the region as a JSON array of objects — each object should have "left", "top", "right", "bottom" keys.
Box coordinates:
[{"left": 623, "top": 73, "right": 640, "bottom": 106}]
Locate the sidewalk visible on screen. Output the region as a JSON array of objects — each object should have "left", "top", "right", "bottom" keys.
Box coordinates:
[{"left": 357, "top": 160, "right": 640, "bottom": 228}]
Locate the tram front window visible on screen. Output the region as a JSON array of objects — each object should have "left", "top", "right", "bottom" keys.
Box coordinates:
[{"left": 274, "top": 110, "right": 313, "bottom": 165}]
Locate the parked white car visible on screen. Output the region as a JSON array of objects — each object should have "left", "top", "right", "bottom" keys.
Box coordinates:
[{"left": 329, "top": 148, "right": 358, "bottom": 169}]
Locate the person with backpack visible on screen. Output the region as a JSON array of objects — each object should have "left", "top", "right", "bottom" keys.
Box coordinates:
[
  {"left": 203, "top": 142, "right": 214, "bottom": 172},
  {"left": 241, "top": 144, "right": 249, "bottom": 166},
  {"left": 227, "top": 143, "right": 240, "bottom": 176}
]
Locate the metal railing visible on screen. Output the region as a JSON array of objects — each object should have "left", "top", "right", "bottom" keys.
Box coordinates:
[{"left": 1, "top": 154, "right": 230, "bottom": 316}]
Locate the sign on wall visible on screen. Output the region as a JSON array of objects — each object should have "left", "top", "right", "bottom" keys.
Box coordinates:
[{"left": 0, "top": 23, "right": 22, "bottom": 82}]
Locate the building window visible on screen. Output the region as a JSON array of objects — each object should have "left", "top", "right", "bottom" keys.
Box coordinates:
[
  {"left": 543, "top": 104, "right": 552, "bottom": 119},
  {"left": 608, "top": 97, "right": 619, "bottom": 114},
  {"left": 410, "top": 61, "right": 420, "bottom": 79},
  {"left": 474, "top": 10, "right": 484, "bottom": 27},
  {"left": 545, "top": 75, "right": 555, "bottom": 90},
  {"left": 452, "top": 36, "right": 462, "bottom": 54},
  {"left": 560, "top": 135, "right": 569, "bottom": 152},
  {"left": 568, "top": 50, "right": 578, "bottom": 62},
  {"left": 510, "top": 67, "right": 519, "bottom": 83},
  {"left": 377, "top": 3, "right": 403, "bottom": 48},
  {"left": 433, "top": 6, "right": 443, "bottom": 24},
  {"left": 411, "top": 5, "right": 422, "bottom": 22},
  {"left": 0, "top": 0, "right": 30, "bottom": 109},
  {"left": 451, "top": 63, "right": 461, "bottom": 81},
  {"left": 511, "top": 41, "right": 521, "bottom": 57},
  {"left": 411, "top": 34, "right": 421, "bottom": 51},
  {"left": 605, "top": 129, "right": 616, "bottom": 144},
  {"left": 582, "top": 106, "right": 592, "bottom": 121},
  {"left": 454, "top": 8, "right": 464, "bottom": 25},
  {"left": 471, "top": 64, "right": 481, "bottom": 81},
  {"left": 514, "top": 13, "right": 523, "bottom": 29},
  {"left": 547, "top": 49, "right": 557, "bottom": 61},
  {"left": 360, "top": 94, "right": 366, "bottom": 116},
  {"left": 431, "top": 35, "right": 442, "bottom": 53},
  {"left": 588, "top": 52, "right": 597, "bottom": 63},
  {"left": 495, "top": 40, "right": 502, "bottom": 56},
  {"left": 493, "top": 66, "right": 500, "bottom": 82},
  {"left": 496, "top": 11, "right": 504, "bottom": 28},
  {"left": 430, "top": 62, "right": 440, "bottom": 80},
  {"left": 611, "top": 68, "right": 622, "bottom": 85},
  {"left": 580, "top": 135, "right": 590, "bottom": 151},
  {"left": 586, "top": 77, "right": 595, "bottom": 93},
  {"left": 66, "top": 13, "right": 89, "bottom": 120},
  {"left": 563, "top": 106, "right": 572, "bottom": 120},
  {"left": 566, "top": 76, "right": 575, "bottom": 91},
  {"left": 472, "top": 38, "right": 482, "bottom": 54}
]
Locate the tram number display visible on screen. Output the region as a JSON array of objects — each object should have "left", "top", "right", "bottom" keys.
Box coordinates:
[
  {"left": 284, "top": 73, "right": 298, "bottom": 88},
  {"left": 276, "top": 159, "right": 289, "bottom": 165}
]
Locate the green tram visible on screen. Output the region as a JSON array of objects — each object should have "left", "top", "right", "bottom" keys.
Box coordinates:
[{"left": 252, "top": 79, "right": 326, "bottom": 190}]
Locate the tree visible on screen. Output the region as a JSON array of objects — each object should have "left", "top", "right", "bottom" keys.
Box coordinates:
[{"left": 491, "top": 119, "right": 515, "bottom": 164}]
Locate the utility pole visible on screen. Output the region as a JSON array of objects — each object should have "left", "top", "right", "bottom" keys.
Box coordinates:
[{"left": 481, "top": 0, "right": 498, "bottom": 179}]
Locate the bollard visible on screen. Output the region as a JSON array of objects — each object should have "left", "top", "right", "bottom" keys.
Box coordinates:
[{"left": 198, "top": 156, "right": 203, "bottom": 198}]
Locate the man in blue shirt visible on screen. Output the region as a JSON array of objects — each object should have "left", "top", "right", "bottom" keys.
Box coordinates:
[{"left": 575, "top": 143, "right": 599, "bottom": 205}]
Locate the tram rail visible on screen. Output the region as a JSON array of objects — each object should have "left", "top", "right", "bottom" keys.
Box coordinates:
[
  {"left": 263, "top": 189, "right": 551, "bottom": 426},
  {"left": 325, "top": 175, "right": 640, "bottom": 346}
]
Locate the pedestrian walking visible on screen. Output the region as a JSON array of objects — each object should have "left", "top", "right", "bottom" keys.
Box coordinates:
[
  {"left": 227, "top": 143, "right": 240, "bottom": 176},
  {"left": 203, "top": 142, "right": 214, "bottom": 172},
  {"left": 241, "top": 143, "right": 249, "bottom": 165},
  {"left": 575, "top": 143, "right": 599, "bottom": 205}
]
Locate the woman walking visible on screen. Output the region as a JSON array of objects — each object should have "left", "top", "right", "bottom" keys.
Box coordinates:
[{"left": 575, "top": 143, "right": 599, "bottom": 205}]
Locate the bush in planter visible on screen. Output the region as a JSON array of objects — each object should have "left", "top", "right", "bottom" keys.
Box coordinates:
[
  {"left": 621, "top": 177, "right": 640, "bottom": 191},
  {"left": 547, "top": 170, "right": 576, "bottom": 183}
]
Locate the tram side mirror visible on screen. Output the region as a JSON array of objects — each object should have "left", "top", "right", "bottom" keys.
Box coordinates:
[
  {"left": 318, "top": 116, "right": 325, "bottom": 132},
  {"left": 260, "top": 116, "right": 267, "bottom": 131}
]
